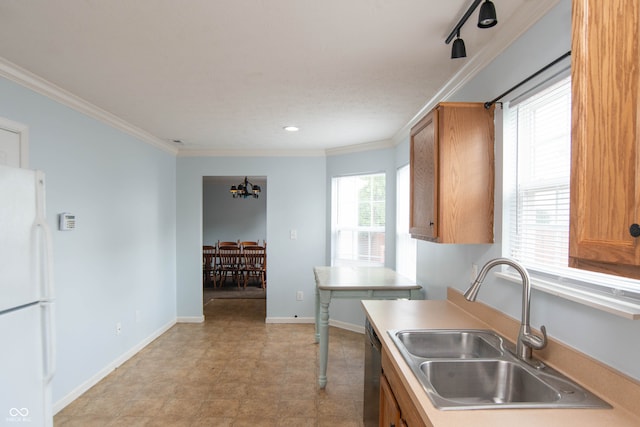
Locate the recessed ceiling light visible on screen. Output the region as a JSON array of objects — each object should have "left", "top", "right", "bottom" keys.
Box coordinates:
[{"left": 283, "top": 126, "right": 299, "bottom": 132}]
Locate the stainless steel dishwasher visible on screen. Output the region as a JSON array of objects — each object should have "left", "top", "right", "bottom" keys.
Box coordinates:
[{"left": 363, "top": 318, "right": 381, "bottom": 427}]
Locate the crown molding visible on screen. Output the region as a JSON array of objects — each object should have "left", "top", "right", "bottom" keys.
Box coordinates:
[
  {"left": 324, "top": 139, "right": 395, "bottom": 157},
  {"left": 177, "top": 148, "right": 327, "bottom": 158},
  {"left": 392, "top": 0, "right": 561, "bottom": 146},
  {"left": 0, "top": 57, "right": 178, "bottom": 155}
]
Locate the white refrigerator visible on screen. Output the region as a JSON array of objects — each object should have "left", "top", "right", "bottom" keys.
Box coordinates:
[{"left": 0, "top": 164, "right": 55, "bottom": 426}]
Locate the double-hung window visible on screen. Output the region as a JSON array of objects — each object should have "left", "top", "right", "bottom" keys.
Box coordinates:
[
  {"left": 505, "top": 75, "right": 640, "bottom": 315},
  {"left": 507, "top": 76, "right": 571, "bottom": 270},
  {"left": 331, "top": 173, "right": 385, "bottom": 267}
]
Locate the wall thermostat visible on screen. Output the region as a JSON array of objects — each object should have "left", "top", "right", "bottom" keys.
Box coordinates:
[{"left": 59, "top": 212, "right": 76, "bottom": 231}]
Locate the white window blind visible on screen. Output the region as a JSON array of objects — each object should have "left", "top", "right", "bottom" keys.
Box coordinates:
[
  {"left": 331, "top": 173, "right": 385, "bottom": 267},
  {"left": 508, "top": 76, "right": 571, "bottom": 271}
]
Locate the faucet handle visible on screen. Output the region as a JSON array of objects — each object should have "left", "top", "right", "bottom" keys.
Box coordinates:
[{"left": 522, "top": 325, "right": 548, "bottom": 350}]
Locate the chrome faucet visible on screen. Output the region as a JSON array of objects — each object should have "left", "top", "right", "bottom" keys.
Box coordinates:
[{"left": 464, "top": 258, "right": 547, "bottom": 365}]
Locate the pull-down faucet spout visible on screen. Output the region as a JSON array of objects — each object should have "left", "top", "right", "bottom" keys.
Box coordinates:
[{"left": 464, "top": 258, "right": 547, "bottom": 365}]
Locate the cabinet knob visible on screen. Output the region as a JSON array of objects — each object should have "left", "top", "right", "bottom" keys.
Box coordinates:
[{"left": 630, "top": 224, "right": 640, "bottom": 238}]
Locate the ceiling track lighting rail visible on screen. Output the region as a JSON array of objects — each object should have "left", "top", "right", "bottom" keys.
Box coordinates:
[
  {"left": 445, "top": 0, "right": 497, "bottom": 59},
  {"left": 483, "top": 51, "right": 572, "bottom": 109}
]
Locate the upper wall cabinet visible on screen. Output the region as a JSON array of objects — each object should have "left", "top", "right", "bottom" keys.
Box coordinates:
[
  {"left": 410, "top": 102, "right": 495, "bottom": 243},
  {"left": 569, "top": 0, "right": 640, "bottom": 279}
]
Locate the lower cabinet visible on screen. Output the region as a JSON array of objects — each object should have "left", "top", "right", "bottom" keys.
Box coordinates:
[
  {"left": 380, "top": 374, "right": 404, "bottom": 427},
  {"left": 380, "top": 350, "right": 431, "bottom": 427}
]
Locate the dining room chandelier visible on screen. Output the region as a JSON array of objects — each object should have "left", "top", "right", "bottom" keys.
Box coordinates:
[{"left": 230, "top": 176, "right": 261, "bottom": 199}]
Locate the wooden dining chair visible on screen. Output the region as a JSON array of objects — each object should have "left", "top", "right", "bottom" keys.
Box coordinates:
[
  {"left": 241, "top": 245, "right": 266, "bottom": 289},
  {"left": 217, "top": 244, "right": 241, "bottom": 287},
  {"left": 240, "top": 240, "right": 259, "bottom": 249},
  {"left": 202, "top": 245, "right": 216, "bottom": 287}
]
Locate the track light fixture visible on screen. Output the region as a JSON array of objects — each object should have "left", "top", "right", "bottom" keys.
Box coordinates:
[
  {"left": 478, "top": 1, "right": 498, "bottom": 28},
  {"left": 451, "top": 31, "right": 467, "bottom": 59},
  {"left": 445, "top": 0, "right": 498, "bottom": 59}
]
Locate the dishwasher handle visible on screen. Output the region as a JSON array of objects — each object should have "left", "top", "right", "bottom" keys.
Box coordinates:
[{"left": 365, "top": 319, "right": 381, "bottom": 351}]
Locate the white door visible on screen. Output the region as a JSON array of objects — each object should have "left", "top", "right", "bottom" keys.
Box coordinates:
[{"left": 0, "top": 126, "right": 24, "bottom": 168}]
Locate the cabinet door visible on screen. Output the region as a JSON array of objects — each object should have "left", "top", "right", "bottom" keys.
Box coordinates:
[
  {"left": 569, "top": 0, "right": 640, "bottom": 278},
  {"left": 380, "top": 374, "right": 402, "bottom": 427},
  {"left": 437, "top": 104, "right": 494, "bottom": 243},
  {"left": 410, "top": 110, "right": 437, "bottom": 240}
]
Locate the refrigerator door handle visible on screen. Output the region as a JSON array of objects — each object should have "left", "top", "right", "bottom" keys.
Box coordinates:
[
  {"left": 36, "top": 221, "right": 55, "bottom": 300},
  {"left": 42, "top": 301, "right": 56, "bottom": 383},
  {"left": 35, "top": 170, "right": 55, "bottom": 300}
]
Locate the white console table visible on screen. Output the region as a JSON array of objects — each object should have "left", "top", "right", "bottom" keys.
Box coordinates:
[{"left": 313, "top": 266, "right": 422, "bottom": 388}]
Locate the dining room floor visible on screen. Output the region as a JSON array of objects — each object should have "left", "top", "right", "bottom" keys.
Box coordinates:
[{"left": 53, "top": 298, "right": 366, "bottom": 426}]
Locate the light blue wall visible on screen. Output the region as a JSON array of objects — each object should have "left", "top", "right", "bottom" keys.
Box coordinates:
[
  {"left": 176, "top": 156, "right": 326, "bottom": 320},
  {"left": 0, "top": 78, "right": 177, "bottom": 404},
  {"left": 202, "top": 180, "right": 267, "bottom": 245},
  {"left": 408, "top": 0, "right": 640, "bottom": 381}
]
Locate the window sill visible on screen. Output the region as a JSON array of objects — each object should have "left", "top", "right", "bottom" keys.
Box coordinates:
[{"left": 495, "top": 271, "right": 640, "bottom": 320}]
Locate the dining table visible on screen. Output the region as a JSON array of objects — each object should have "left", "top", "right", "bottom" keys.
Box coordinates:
[{"left": 313, "top": 265, "right": 422, "bottom": 388}]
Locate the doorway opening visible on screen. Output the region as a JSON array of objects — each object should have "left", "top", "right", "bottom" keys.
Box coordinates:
[{"left": 201, "top": 176, "right": 267, "bottom": 307}]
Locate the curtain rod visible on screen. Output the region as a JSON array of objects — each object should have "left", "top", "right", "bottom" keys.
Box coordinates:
[{"left": 484, "top": 51, "right": 572, "bottom": 109}]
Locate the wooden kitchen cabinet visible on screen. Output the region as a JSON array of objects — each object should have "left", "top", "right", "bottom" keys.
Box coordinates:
[
  {"left": 380, "top": 374, "right": 404, "bottom": 427},
  {"left": 381, "top": 351, "right": 430, "bottom": 427},
  {"left": 409, "top": 102, "right": 495, "bottom": 243},
  {"left": 569, "top": 0, "right": 640, "bottom": 279}
]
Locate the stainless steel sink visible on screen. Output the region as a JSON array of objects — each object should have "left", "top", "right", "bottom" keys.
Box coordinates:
[
  {"left": 394, "top": 330, "right": 503, "bottom": 359},
  {"left": 421, "top": 360, "right": 560, "bottom": 406},
  {"left": 388, "top": 329, "right": 611, "bottom": 410}
]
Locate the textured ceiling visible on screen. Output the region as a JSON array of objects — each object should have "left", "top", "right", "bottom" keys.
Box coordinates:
[{"left": 0, "top": 1, "right": 556, "bottom": 155}]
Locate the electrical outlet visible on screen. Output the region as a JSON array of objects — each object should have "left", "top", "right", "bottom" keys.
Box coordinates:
[
  {"left": 471, "top": 263, "right": 478, "bottom": 282},
  {"left": 116, "top": 322, "right": 122, "bottom": 335},
  {"left": 290, "top": 229, "right": 297, "bottom": 240},
  {"left": 296, "top": 291, "right": 303, "bottom": 301}
]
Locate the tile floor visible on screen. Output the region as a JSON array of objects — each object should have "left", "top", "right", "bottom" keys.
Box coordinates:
[{"left": 54, "top": 299, "right": 366, "bottom": 426}]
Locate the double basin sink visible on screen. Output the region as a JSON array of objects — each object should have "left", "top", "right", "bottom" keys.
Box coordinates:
[{"left": 388, "top": 329, "right": 610, "bottom": 410}]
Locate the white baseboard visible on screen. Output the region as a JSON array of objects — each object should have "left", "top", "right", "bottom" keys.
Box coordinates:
[
  {"left": 266, "top": 316, "right": 314, "bottom": 324},
  {"left": 176, "top": 315, "right": 204, "bottom": 323},
  {"left": 53, "top": 318, "right": 176, "bottom": 414},
  {"left": 329, "top": 319, "right": 365, "bottom": 334},
  {"left": 265, "top": 316, "right": 364, "bottom": 334}
]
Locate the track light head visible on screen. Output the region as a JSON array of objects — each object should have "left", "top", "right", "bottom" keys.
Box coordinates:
[
  {"left": 478, "top": 0, "right": 498, "bottom": 28},
  {"left": 451, "top": 35, "right": 466, "bottom": 59}
]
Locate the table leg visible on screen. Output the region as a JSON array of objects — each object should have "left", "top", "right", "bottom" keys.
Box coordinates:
[
  {"left": 318, "top": 290, "right": 330, "bottom": 388},
  {"left": 314, "top": 286, "right": 320, "bottom": 343}
]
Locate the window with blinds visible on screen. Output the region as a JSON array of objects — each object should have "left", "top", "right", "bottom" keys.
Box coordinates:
[
  {"left": 508, "top": 76, "right": 571, "bottom": 272},
  {"left": 331, "top": 173, "right": 385, "bottom": 267},
  {"left": 396, "top": 164, "right": 416, "bottom": 280},
  {"left": 506, "top": 76, "right": 640, "bottom": 300}
]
